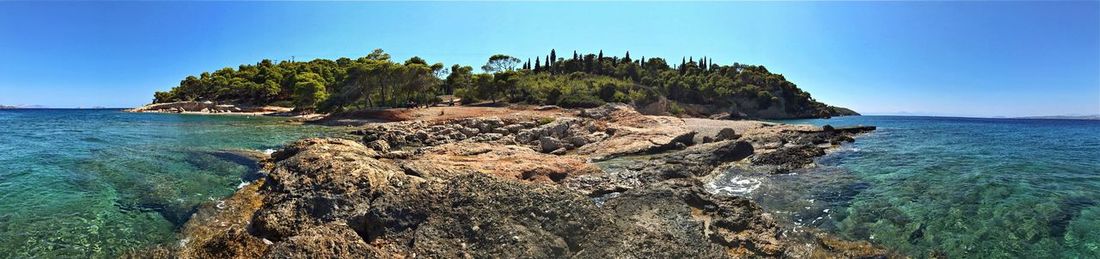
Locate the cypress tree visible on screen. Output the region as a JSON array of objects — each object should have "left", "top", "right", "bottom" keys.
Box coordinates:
[
  {"left": 598, "top": 50, "right": 604, "bottom": 61},
  {"left": 573, "top": 50, "right": 578, "bottom": 60},
  {"left": 550, "top": 49, "right": 557, "bottom": 66},
  {"left": 534, "top": 56, "right": 541, "bottom": 72}
]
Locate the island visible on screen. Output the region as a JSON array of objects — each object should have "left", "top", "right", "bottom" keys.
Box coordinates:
[
  {"left": 135, "top": 49, "right": 857, "bottom": 119},
  {"left": 133, "top": 50, "right": 890, "bottom": 258}
]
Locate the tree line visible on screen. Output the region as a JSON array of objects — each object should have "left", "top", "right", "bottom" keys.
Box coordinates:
[{"left": 153, "top": 49, "right": 841, "bottom": 117}]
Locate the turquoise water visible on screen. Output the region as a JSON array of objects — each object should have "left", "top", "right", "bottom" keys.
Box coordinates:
[
  {"left": 0, "top": 109, "right": 336, "bottom": 257},
  {"left": 4, "top": 111, "right": 1097, "bottom": 258},
  {"left": 714, "top": 116, "right": 1100, "bottom": 258}
]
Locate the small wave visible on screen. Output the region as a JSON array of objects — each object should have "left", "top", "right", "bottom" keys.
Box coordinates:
[
  {"left": 262, "top": 149, "right": 276, "bottom": 155},
  {"left": 713, "top": 176, "right": 762, "bottom": 195}
]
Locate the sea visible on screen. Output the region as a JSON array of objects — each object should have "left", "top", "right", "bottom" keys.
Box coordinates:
[
  {"left": 0, "top": 109, "right": 337, "bottom": 257},
  {"left": 0, "top": 110, "right": 1097, "bottom": 258},
  {"left": 711, "top": 115, "right": 1100, "bottom": 258}
]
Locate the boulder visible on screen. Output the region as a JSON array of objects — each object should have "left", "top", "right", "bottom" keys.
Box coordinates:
[
  {"left": 262, "top": 224, "right": 372, "bottom": 258},
  {"left": 539, "top": 136, "right": 563, "bottom": 153},
  {"left": 459, "top": 127, "right": 479, "bottom": 137},
  {"left": 715, "top": 128, "right": 740, "bottom": 141},
  {"left": 366, "top": 139, "right": 390, "bottom": 153}
]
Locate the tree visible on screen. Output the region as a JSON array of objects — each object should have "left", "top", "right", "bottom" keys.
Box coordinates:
[
  {"left": 293, "top": 72, "right": 327, "bottom": 110},
  {"left": 366, "top": 49, "right": 390, "bottom": 61},
  {"left": 153, "top": 49, "right": 836, "bottom": 119},
  {"left": 404, "top": 56, "right": 427, "bottom": 66},
  {"left": 445, "top": 65, "right": 473, "bottom": 95},
  {"left": 398, "top": 63, "right": 439, "bottom": 106},
  {"left": 549, "top": 49, "right": 557, "bottom": 67},
  {"left": 481, "top": 54, "right": 521, "bottom": 73}
]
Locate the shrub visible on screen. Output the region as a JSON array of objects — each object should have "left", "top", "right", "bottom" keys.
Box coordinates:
[{"left": 558, "top": 93, "right": 606, "bottom": 108}]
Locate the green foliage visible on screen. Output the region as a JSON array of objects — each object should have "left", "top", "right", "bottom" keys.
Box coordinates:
[
  {"left": 481, "top": 54, "right": 520, "bottom": 73},
  {"left": 151, "top": 48, "right": 833, "bottom": 117},
  {"left": 537, "top": 117, "right": 555, "bottom": 125},
  {"left": 668, "top": 102, "right": 685, "bottom": 115},
  {"left": 293, "top": 72, "right": 327, "bottom": 110},
  {"left": 558, "top": 93, "right": 606, "bottom": 108}
]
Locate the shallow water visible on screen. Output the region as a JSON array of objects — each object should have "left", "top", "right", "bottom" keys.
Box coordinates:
[
  {"left": 0, "top": 109, "right": 337, "bottom": 257},
  {"left": 712, "top": 116, "right": 1100, "bottom": 258}
]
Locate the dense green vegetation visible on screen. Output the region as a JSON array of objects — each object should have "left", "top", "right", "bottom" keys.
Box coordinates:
[{"left": 153, "top": 49, "right": 849, "bottom": 117}]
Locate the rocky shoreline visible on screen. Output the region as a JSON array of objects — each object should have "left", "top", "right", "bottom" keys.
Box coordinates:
[
  {"left": 126, "top": 101, "right": 296, "bottom": 116},
  {"left": 135, "top": 104, "right": 892, "bottom": 258}
]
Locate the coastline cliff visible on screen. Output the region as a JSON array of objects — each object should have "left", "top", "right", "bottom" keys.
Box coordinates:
[{"left": 135, "top": 104, "right": 890, "bottom": 258}]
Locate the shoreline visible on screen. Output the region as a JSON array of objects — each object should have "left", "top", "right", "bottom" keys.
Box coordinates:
[
  {"left": 126, "top": 101, "right": 296, "bottom": 116},
  {"left": 140, "top": 103, "right": 892, "bottom": 258}
]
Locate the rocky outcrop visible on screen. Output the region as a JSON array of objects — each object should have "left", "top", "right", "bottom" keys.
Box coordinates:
[
  {"left": 748, "top": 125, "right": 877, "bottom": 173},
  {"left": 352, "top": 104, "right": 694, "bottom": 160},
  {"left": 153, "top": 104, "right": 891, "bottom": 258},
  {"left": 399, "top": 142, "right": 602, "bottom": 182},
  {"left": 352, "top": 117, "right": 544, "bottom": 152},
  {"left": 166, "top": 137, "right": 893, "bottom": 258},
  {"left": 565, "top": 140, "right": 754, "bottom": 196},
  {"left": 574, "top": 104, "right": 695, "bottom": 160}
]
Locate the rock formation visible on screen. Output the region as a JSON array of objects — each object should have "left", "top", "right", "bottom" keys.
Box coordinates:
[{"left": 146, "top": 104, "right": 894, "bottom": 258}]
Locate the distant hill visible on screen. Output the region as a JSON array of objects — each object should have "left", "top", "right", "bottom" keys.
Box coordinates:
[
  {"left": 0, "top": 105, "right": 48, "bottom": 109},
  {"left": 1016, "top": 115, "right": 1100, "bottom": 120}
]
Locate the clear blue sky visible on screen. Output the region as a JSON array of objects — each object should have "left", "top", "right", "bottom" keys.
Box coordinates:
[{"left": 1, "top": 2, "right": 1097, "bottom": 116}]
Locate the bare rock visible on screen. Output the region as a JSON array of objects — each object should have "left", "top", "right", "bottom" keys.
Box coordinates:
[
  {"left": 539, "top": 136, "right": 563, "bottom": 153},
  {"left": 366, "top": 139, "right": 390, "bottom": 153},
  {"left": 399, "top": 142, "right": 599, "bottom": 182},
  {"left": 565, "top": 140, "right": 754, "bottom": 195},
  {"left": 262, "top": 224, "right": 372, "bottom": 258},
  {"left": 715, "top": 128, "right": 740, "bottom": 141}
]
